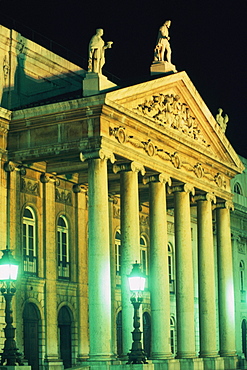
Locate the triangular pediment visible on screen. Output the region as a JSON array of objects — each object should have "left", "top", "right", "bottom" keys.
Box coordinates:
[{"left": 105, "top": 71, "right": 244, "bottom": 177}]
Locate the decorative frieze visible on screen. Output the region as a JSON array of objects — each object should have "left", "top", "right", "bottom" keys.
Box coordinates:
[
  {"left": 110, "top": 126, "right": 227, "bottom": 189},
  {"left": 21, "top": 177, "right": 40, "bottom": 196}
]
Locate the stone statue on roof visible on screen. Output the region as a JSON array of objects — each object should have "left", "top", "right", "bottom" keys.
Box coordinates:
[
  {"left": 216, "top": 108, "right": 229, "bottom": 133},
  {"left": 154, "top": 20, "right": 172, "bottom": 63},
  {"left": 88, "top": 29, "right": 113, "bottom": 74},
  {"left": 151, "top": 20, "right": 177, "bottom": 75}
]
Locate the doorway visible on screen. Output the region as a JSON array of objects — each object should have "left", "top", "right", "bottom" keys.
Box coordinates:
[
  {"left": 23, "top": 302, "right": 40, "bottom": 370},
  {"left": 58, "top": 306, "right": 72, "bottom": 368}
]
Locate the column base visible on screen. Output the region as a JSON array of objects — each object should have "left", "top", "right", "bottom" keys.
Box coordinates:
[
  {"left": 176, "top": 351, "right": 197, "bottom": 359},
  {"left": 151, "top": 353, "right": 174, "bottom": 360}
]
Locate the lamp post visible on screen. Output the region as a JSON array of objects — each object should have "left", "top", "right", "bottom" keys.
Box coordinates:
[
  {"left": 127, "top": 261, "right": 148, "bottom": 364},
  {"left": 0, "top": 247, "right": 23, "bottom": 366}
]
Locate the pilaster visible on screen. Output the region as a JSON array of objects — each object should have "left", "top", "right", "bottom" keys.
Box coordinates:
[
  {"left": 73, "top": 184, "right": 89, "bottom": 361},
  {"left": 40, "top": 173, "right": 62, "bottom": 368}
]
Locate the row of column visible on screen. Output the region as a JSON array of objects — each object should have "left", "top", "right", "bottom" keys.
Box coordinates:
[{"left": 85, "top": 153, "right": 236, "bottom": 361}]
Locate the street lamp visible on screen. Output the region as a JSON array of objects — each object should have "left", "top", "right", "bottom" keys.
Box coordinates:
[
  {"left": 0, "top": 247, "right": 23, "bottom": 366},
  {"left": 127, "top": 261, "right": 148, "bottom": 364}
]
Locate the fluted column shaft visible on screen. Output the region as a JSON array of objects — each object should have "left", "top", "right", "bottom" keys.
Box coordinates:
[
  {"left": 216, "top": 203, "right": 236, "bottom": 357},
  {"left": 196, "top": 194, "right": 218, "bottom": 357},
  {"left": 173, "top": 185, "right": 196, "bottom": 358},
  {"left": 88, "top": 157, "right": 113, "bottom": 360},
  {"left": 148, "top": 175, "right": 172, "bottom": 359}
]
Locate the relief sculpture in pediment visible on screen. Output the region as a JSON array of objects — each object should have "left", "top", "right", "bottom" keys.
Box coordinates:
[{"left": 133, "top": 93, "right": 207, "bottom": 146}]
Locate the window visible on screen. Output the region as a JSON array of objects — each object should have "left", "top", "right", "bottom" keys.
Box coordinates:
[
  {"left": 140, "top": 236, "right": 148, "bottom": 275},
  {"left": 57, "top": 216, "right": 70, "bottom": 279},
  {"left": 234, "top": 182, "right": 242, "bottom": 195},
  {"left": 170, "top": 316, "right": 176, "bottom": 355},
  {"left": 168, "top": 243, "right": 175, "bottom": 292},
  {"left": 115, "top": 230, "right": 121, "bottom": 276},
  {"left": 23, "top": 207, "right": 37, "bottom": 275}
]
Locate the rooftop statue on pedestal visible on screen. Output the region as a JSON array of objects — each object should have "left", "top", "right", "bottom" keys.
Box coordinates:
[
  {"left": 154, "top": 20, "right": 172, "bottom": 63},
  {"left": 216, "top": 108, "right": 229, "bottom": 133},
  {"left": 151, "top": 20, "right": 177, "bottom": 75},
  {"left": 88, "top": 28, "right": 113, "bottom": 74}
]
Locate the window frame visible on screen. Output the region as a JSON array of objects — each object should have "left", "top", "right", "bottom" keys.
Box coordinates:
[
  {"left": 22, "top": 206, "right": 37, "bottom": 275},
  {"left": 57, "top": 215, "right": 70, "bottom": 279}
]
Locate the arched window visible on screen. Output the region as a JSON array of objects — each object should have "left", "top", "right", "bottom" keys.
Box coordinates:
[
  {"left": 170, "top": 316, "right": 176, "bottom": 355},
  {"left": 240, "top": 261, "right": 246, "bottom": 302},
  {"left": 115, "top": 230, "right": 121, "bottom": 276},
  {"left": 234, "top": 182, "right": 242, "bottom": 195},
  {"left": 140, "top": 236, "right": 148, "bottom": 275},
  {"left": 57, "top": 216, "right": 70, "bottom": 279},
  {"left": 23, "top": 207, "right": 37, "bottom": 274},
  {"left": 168, "top": 243, "right": 175, "bottom": 292}
]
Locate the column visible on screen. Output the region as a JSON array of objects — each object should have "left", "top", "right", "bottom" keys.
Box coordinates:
[
  {"left": 170, "top": 184, "right": 196, "bottom": 358},
  {"left": 108, "top": 195, "right": 117, "bottom": 357},
  {"left": 73, "top": 184, "right": 89, "bottom": 361},
  {"left": 87, "top": 150, "right": 114, "bottom": 361},
  {"left": 216, "top": 201, "right": 236, "bottom": 358},
  {"left": 41, "top": 173, "right": 63, "bottom": 370},
  {"left": 195, "top": 193, "right": 218, "bottom": 357},
  {"left": 146, "top": 174, "right": 172, "bottom": 359},
  {"left": 113, "top": 161, "right": 145, "bottom": 357}
]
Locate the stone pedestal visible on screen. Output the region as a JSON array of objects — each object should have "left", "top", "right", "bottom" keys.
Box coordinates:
[
  {"left": 203, "top": 357, "right": 224, "bottom": 370},
  {"left": 150, "top": 61, "right": 177, "bottom": 76},
  {"left": 83, "top": 72, "right": 117, "bottom": 96}
]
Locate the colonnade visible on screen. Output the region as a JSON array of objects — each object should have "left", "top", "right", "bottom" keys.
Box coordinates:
[{"left": 82, "top": 153, "right": 237, "bottom": 367}]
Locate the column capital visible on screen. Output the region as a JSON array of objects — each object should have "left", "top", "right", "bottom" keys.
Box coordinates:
[
  {"left": 168, "top": 183, "right": 195, "bottom": 195},
  {"left": 40, "top": 173, "right": 60, "bottom": 186},
  {"left": 80, "top": 149, "right": 115, "bottom": 163},
  {"left": 143, "top": 173, "right": 171, "bottom": 185},
  {"left": 112, "top": 161, "right": 145, "bottom": 176},
  {"left": 193, "top": 192, "right": 216, "bottom": 204},
  {"left": 215, "top": 200, "right": 234, "bottom": 211},
  {"left": 73, "top": 184, "right": 88, "bottom": 193},
  {"left": 4, "top": 161, "right": 26, "bottom": 175}
]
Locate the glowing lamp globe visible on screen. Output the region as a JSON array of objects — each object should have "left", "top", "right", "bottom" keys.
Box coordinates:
[
  {"left": 128, "top": 262, "right": 146, "bottom": 292},
  {"left": 0, "top": 248, "right": 19, "bottom": 281}
]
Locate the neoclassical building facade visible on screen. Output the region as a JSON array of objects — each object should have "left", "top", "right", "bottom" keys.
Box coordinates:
[{"left": 0, "top": 24, "right": 245, "bottom": 370}]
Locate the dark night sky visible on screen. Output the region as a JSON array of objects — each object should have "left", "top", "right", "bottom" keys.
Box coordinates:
[{"left": 1, "top": 0, "right": 247, "bottom": 158}]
